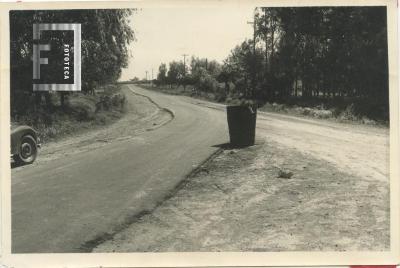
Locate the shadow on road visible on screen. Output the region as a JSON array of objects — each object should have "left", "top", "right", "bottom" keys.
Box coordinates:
[
  {"left": 212, "top": 139, "right": 265, "bottom": 150},
  {"left": 11, "top": 161, "right": 32, "bottom": 169},
  {"left": 212, "top": 142, "right": 250, "bottom": 150}
]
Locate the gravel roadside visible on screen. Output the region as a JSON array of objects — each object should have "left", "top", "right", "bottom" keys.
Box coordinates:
[{"left": 94, "top": 138, "right": 389, "bottom": 252}]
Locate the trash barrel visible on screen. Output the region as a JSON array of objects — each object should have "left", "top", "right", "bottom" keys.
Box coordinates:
[{"left": 226, "top": 105, "right": 257, "bottom": 147}]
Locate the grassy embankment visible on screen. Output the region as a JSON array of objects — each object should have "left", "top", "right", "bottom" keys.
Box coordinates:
[
  {"left": 11, "top": 84, "right": 126, "bottom": 144},
  {"left": 138, "top": 84, "right": 388, "bottom": 126}
]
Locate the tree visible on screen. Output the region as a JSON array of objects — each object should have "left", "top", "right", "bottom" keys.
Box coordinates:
[
  {"left": 10, "top": 9, "right": 135, "bottom": 115},
  {"left": 221, "top": 39, "right": 263, "bottom": 98},
  {"left": 157, "top": 63, "right": 168, "bottom": 85},
  {"left": 253, "top": 7, "right": 388, "bottom": 107},
  {"left": 167, "top": 61, "right": 184, "bottom": 87}
]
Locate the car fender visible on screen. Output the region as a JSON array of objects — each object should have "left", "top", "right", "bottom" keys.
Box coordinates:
[{"left": 11, "top": 126, "right": 38, "bottom": 155}]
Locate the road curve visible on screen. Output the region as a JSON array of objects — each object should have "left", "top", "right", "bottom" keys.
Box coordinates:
[
  {"left": 12, "top": 85, "right": 389, "bottom": 253},
  {"left": 11, "top": 85, "right": 228, "bottom": 253}
]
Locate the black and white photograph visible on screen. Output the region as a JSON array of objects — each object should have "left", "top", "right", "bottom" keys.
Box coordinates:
[{"left": 0, "top": 0, "right": 399, "bottom": 266}]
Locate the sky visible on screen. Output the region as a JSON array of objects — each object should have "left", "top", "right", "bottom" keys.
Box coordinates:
[{"left": 119, "top": 7, "right": 255, "bottom": 81}]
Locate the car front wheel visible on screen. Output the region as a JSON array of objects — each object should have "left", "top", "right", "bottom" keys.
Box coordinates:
[{"left": 13, "top": 135, "right": 38, "bottom": 165}]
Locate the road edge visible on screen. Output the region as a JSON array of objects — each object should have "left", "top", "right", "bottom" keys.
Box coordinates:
[
  {"left": 79, "top": 148, "right": 223, "bottom": 252},
  {"left": 127, "top": 86, "right": 175, "bottom": 122},
  {"left": 77, "top": 89, "right": 223, "bottom": 252}
]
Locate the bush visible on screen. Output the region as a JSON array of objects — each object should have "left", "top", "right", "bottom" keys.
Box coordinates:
[
  {"left": 95, "top": 92, "right": 126, "bottom": 113},
  {"left": 215, "top": 90, "right": 227, "bottom": 102},
  {"left": 272, "top": 102, "right": 287, "bottom": 112},
  {"left": 338, "top": 104, "right": 358, "bottom": 121},
  {"left": 315, "top": 110, "right": 333, "bottom": 118},
  {"left": 68, "top": 96, "right": 96, "bottom": 121},
  {"left": 12, "top": 84, "right": 127, "bottom": 143},
  {"left": 196, "top": 72, "right": 218, "bottom": 92}
]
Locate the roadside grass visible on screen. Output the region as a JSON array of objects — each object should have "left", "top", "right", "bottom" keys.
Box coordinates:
[
  {"left": 138, "top": 84, "right": 222, "bottom": 103},
  {"left": 137, "top": 84, "right": 388, "bottom": 126},
  {"left": 260, "top": 100, "right": 387, "bottom": 126},
  {"left": 12, "top": 84, "right": 127, "bottom": 144}
]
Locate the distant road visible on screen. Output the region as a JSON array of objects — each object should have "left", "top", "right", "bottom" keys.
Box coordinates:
[{"left": 12, "top": 84, "right": 228, "bottom": 253}]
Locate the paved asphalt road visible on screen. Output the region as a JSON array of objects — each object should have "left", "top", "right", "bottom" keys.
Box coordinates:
[
  {"left": 11, "top": 85, "right": 228, "bottom": 253},
  {"left": 11, "top": 85, "right": 389, "bottom": 253}
]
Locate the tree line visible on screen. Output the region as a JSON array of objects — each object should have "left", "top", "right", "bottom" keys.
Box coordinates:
[
  {"left": 10, "top": 9, "right": 134, "bottom": 117},
  {"left": 154, "top": 6, "right": 389, "bottom": 120}
]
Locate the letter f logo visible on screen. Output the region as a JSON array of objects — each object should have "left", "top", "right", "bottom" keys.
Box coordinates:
[
  {"left": 33, "top": 44, "right": 50, "bottom": 79},
  {"left": 33, "top": 24, "right": 51, "bottom": 80}
]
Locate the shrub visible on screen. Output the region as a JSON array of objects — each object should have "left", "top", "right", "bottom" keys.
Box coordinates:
[
  {"left": 196, "top": 72, "right": 218, "bottom": 92},
  {"left": 313, "top": 109, "right": 333, "bottom": 119},
  {"left": 12, "top": 84, "right": 127, "bottom": 143},
  {"left": 338, "top": 104, "right": 358, "bottom": 121},
  {"left": 68, "top": 96, "right": 96, "bottom": 121},
  {"left": 215, "top": 91, "right": 227, "bottom": 102}
]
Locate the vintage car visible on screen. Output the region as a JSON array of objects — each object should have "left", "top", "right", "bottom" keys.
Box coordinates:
[{"left": 11, "top": 125, "right": 40, "bottom": 165}]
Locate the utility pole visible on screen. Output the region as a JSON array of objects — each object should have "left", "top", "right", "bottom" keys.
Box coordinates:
[
  {"left": 182, "top": 54, "right": 188, "bottom": 90},
  {"left": 151, "top": 68, "right": 154, "bottom": 87},
  {"left": 247, "top": 20, "right": 256, "bottom": 99},
  {"left": 145, "top": 70, "right": 148, "bottom": 82},
  {"left": 182, "top": 54, "right": 188, "bottom": 75}
]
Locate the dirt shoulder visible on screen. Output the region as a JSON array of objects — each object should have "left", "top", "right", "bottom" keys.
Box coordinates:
[{"left": 94, "top": 138, "right": 389, "bottom": 252}]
